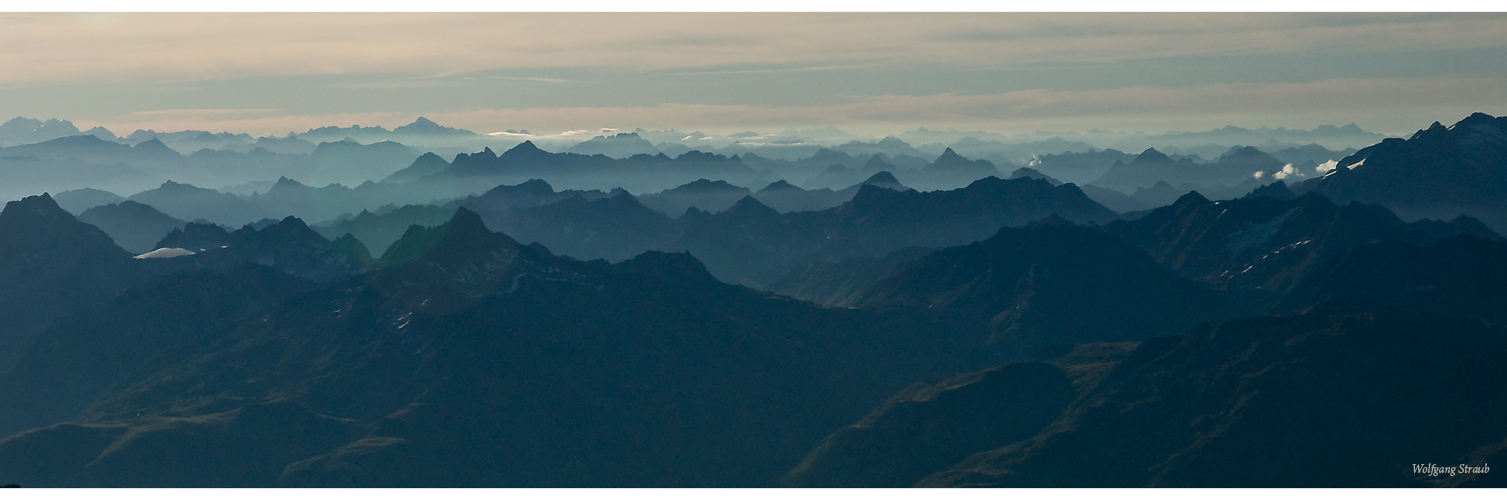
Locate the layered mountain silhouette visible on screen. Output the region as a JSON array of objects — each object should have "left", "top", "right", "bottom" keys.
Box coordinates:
[
  {"left": 0, "top": 209, "right": 1002, "bottom": 487},
  {"left": 658, "top": 176, "right": 1117, "bottom": 285}
]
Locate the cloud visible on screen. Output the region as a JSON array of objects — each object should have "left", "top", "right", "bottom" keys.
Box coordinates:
[
  {"left": 1316, "top": 159, "right": 1339, "bottom": 174},
  {"left": 68, "top": 76, "right": 1507, "bottom": 137},
  {"left": 2, "top": 13, "right": 1505, "bottom": 85},
  {"left": 1272, "top": 163, "right": 1303, "bottom": 180}
]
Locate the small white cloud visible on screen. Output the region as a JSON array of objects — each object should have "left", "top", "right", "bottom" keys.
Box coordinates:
[
  {"left": 1316, "top": 159, "right": 1338, "bottom": 174},
  {"left": 1253, "top": 171, "right": 1265, "bottom": 179},
  {"left": 1273, "top": 163, "right": 1303, "bottom": 180}
]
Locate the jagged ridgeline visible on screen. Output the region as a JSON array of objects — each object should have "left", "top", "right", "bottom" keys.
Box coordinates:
[{"left": 1, "top": 113, "right": 1505, "bottom": 487}]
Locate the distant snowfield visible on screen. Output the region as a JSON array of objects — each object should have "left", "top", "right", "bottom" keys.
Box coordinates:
[{"left": 133, "top": 247, "right": 195, "bottom": 259}]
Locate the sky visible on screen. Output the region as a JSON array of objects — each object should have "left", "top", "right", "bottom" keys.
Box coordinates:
[{"left": 2, "top": 12, "right": 1506, "bottom": 138}]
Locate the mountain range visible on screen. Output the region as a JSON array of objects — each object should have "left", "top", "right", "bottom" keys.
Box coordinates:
[{"left": 0, "top": 112, "right": 1503, "bottom": 488}]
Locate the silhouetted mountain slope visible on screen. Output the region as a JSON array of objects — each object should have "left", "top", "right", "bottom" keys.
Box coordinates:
[
  {"left": 457, "top": 178, "right": 607, "bottom": 213},
  {"left": 0, "top": 209, "right": 1001, "bottom": 487},
  {"left": 153, "top": 217, "right": 370, "bottom": 283},
  {"left": 637, "top": 178, "right": 752, "bottom": 215},
  {"left": 859, "top": 219, "right": 1243, "bottom": 356},
  {"left": 0, "top": 264, "right": 316, "bottom": 438},
  {"left": 128, "top": 180, "right": 277, "bottom": 226},
  {"left": 761, "top": 171, "right": 914, "bottom": 214},
  {"left": 764, "top": 246, "right": 935, "bottom": 307},
  {"left": 1101, "top": 191, "right": 1500, "bottom": 304},
  {"left": 902, "top": 148, "right": 999, "bottom": 191},
  {"left": 1298, "top": 112, "right": 1507, "bottom": 233},
  {"left": 0, "top": 135, "right": 180, "bottom": 164},
  {"left": 313, "top": 204, "right": 458, "bottom": 257},
  {"left": 914, "top": 304, "right": 1507, "bottom": 487},
  {"left": 0, "top": 194, "right": 146, "bottom": 369},
  {"left": 423, "top": 141, "right": 766, "bottom": 194},
  {"left": 76, "top": 201, "right": 187, "bottom": 254},
  {"left": 0, "top": 156, "right": 156, "bottom": 205},
  {"left": 379, "top": 152, "right": 450, "bottom": 185},
  {"left": 1278, "top": 234, "right": 1507, "bottom": 320},
  {"left": 51, "top": 188, "right": 125, "bottom": 215},
  {"left": 1026, "top": 148, "right": 1133, "bottom": 186},
  {"left": 565, "top": 132, "right": 660, "bottom": 158},
  {"left": 1006, "top": 167, "right": 1060, "bottom": 185},
  {"left": 1243, "top": 180, "right": 1298, "bottom": 200},
  {"left": 783, "top": 342, "right": 1134, "bottom": 488},
  {"left": 480, "top": 191, "right": 675, "bottom": 262},
  {"left": 660, "top": 177, "right": 1117, "bottom": 286}
]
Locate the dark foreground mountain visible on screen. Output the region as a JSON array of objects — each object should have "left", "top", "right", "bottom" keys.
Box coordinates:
[
  {"left": 1278, "top": 233, "right": 1507, "bottom": 321},
  {"left": 859, "top": 218, "right": 1244, "bottom": 357},
  {"left": 0, "top": 209, "right": 1001, "bottom": 487},
  {"left": 1296, "top": 112, "right": 1507, "bottom": 233},
  {"left": 788, "top": 303, "right": 1507, "bottom": 487},
  {"left": 0, "top": 195, "right": 148, "bottom": 368},
  {"left": 1101, "top": 190, "right": 1500, "bottom": 307}
]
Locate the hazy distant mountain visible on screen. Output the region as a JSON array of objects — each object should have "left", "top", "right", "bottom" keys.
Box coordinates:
[
  {"left": 128, "top": 181, "right": 277, "bottom": 226},
  {"left": 565, "top": 132, "right": 660, "bottom": 158},
  {"left": 123, "top": 130, "right": 256, "bottom": 155},
  {"left": 480, "top": 191, "right": 675, "bottom": 263},
  {"left": 1089, "top": 146, "right": 1270, "bottom": 193},
  {"left": 51, "top": 188, "right": 127, "bottom": 214},
  {"left": 1295, "top": 112, "right": 1507, "bottom": 234},
  {"left": 0, "top": 135, "right": 180, "bottom": 164},
  {"left": 792, "top": 303, "right": 1507, "bottom": 487},
  {"left": 0, "top": 117, "right": 82, "bottom": 147},
  {"left": 1268, "top": 143, "right": 1357, "bottom": 166},
  {"left": 637, "top": 179, "right": 752, "bottom": 216},
  {"left": 946, "top": 136, "right": 1096, "bottom": 166},
  {"left": 424, "top": 141, "right": 767, "bottom": 195},
  {"left": 901, "top": 148, "right": 1000, "bottom": 191},
  {"left": 1025, "top": 148, "right": 1133, "bottom": 186},
  {"left": 833, "top": 137, "right": 930, "bottom": 160},
  {"left": 380, "top": 152, "right": 451, "bottom": 184},
  {"left": 391, "top": 117, "right": 475, "bottom": 138},
  {"left": 659, "top": 177, "right": 1117, "bottom": 286},
  {"left": 76, "top": 201, "right": 188, "bottom": 254}
]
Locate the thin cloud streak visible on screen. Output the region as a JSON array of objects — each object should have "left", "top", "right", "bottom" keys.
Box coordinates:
[
  {"left": 2, "top": 13, "right": 1505, "bottom": 85},
  {"left": 78, "top": 76, "right": 1507, "bottom": 138}
]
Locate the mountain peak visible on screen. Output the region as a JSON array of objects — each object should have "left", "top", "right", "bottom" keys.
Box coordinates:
[
  {"left": 1133, "top": 148, "right": 1170, "bottom": 163},
  {"left": 378, "top": 207, "right": 519, "bottom": 268},
  {"left": 758, "top": 180, "right": 801, "bottom": 193},
  {"left": 862, "top": 171, "right": 902, "bottom": 186}
]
